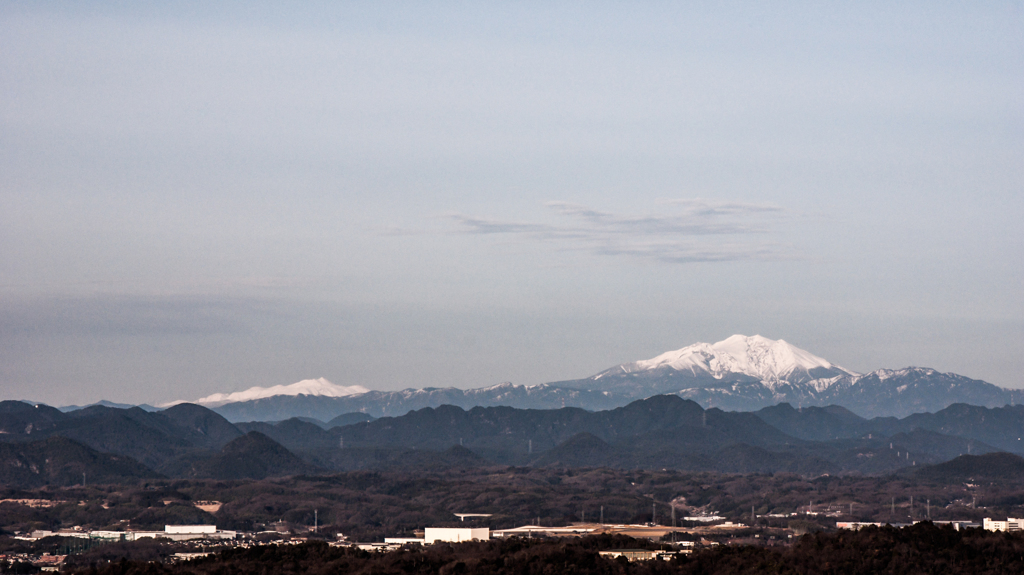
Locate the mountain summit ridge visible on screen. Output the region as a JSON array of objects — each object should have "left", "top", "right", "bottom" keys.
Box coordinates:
[{"left": 595, "top": 334, "right": 859, "bottom": 391}]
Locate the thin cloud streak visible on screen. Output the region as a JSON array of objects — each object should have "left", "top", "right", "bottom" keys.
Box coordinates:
[
  {"left": 661, "top": 198, "right": 785, "bottom": 216},
  {"left": 441, "top": 199, "right": 795, "bottom": 264}
]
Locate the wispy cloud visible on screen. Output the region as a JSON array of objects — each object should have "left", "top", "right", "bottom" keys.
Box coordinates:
[{"left": 440, "top": 199, "right": 795, "bottom": 264}]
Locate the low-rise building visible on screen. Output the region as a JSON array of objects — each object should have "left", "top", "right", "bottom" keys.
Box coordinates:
[
  {"left": 983, "top": 518, "right": 1024, "bottom": 532},
  {"left": 383, "top": 538, "right": 425, "bottom": 545},
  {"left": 929, "top": 521, "right": 979, "bottom": 531},
  {"left": 492, "top": 525, "right": 596, "bottom": 537},
  {"left": 160, "top": 525, "right": 236, "bottom": 540},
  {"left": 165, "top": 525, "right": 216, "bottom": 534},
  {"left": 423, "top": 527, "right": 489, "bottom": 544},
  {"left": 84, "top": 525, "right": 236, "bottom": 542},
  {"left": 837, "top": 522, "right": 886, "bottom": 530},
  {"left": 599, "top": 549, "right": 682, "bottom": 562}
]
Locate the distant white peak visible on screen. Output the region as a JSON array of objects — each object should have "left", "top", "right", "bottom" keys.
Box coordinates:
[
  {"left": 480, "top": 382, "right": 521, "bottom": 391},
  {"left": 176, "top": 378, "right": 370, "bottom": 408},
  {"left": 625, "top": 334, "right": 858, "bottom": 384}
]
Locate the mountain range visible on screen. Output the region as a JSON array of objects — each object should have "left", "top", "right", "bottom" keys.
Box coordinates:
[
  {"left": 551, "top": 335, "right": 1018, "bottom": 416},
  {"left": 5, "top": 392, "right": 1024, "bottom": 487},
  {"left": 155, "top": 335, "right": 1019, "bottom": 421}
]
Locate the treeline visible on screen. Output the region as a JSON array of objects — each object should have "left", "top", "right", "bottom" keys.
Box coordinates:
[
  {"left": 67, "top": 524, "right": 1024, "bottom": 575},
  {"left": 4, "top": 466, "right": 1022, "bottom": 541}
]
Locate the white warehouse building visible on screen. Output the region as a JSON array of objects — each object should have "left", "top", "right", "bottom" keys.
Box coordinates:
[
  {"left": 983, "top": 518, "right": 1024, "bottom": 532},
  {"left": 165, "top": 525, "right": 216, "bottom": 534},
  {"left": 424, "top": 527, "right": 489, "bottom": 544}
]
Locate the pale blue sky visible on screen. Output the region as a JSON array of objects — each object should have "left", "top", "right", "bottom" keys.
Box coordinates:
[{"left": 2, "top": 2, "right": 1021, "bottom": 405}]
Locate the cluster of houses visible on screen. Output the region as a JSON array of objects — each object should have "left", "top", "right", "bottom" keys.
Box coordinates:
[{"left": 0, "top": 552, "right": 65, "bottom": 572}]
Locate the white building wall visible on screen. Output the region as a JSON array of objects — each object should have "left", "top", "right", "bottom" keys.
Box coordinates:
[
  {"left": 165, "top": 525, "right": 217, "bottom": 534},
  {"left": 983, "top": 518, "right": 1023, "bottom": 532},
  {"left": 424, "top": 528, "right": 489, "bottom": 544}
]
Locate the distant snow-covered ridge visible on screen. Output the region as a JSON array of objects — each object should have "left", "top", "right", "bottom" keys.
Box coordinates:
[
  {"left": 162, "top": 378, "right": 369, "bottom": 408},
  {"left": 161, "top": 335, "right": 1019, "bottom": 420},
  {"left": 205, "top": 381, "right": 626, "bottom": 422},
  {"left": 566, "top": 335, "right": 1016, "bottom": 417}
]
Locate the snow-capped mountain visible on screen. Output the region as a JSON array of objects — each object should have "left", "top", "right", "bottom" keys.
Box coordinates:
[
  {"left": 571, "top": 335, "right": 857, "bottom": 404},
  {"left": 164, "top": 378, "right": 369, "bottom": 409},
  {"left": 593, "top": 334, "right": 858, "bottom": 391},
  {"left": 551, "top": 335, "right": 1016, "bottom": 417},
  {"left": 159, "top": 336, "right": 1018, "bottom": 421}
]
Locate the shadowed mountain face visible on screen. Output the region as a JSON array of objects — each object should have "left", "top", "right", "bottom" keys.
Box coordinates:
[
  {"left": 160, "top": 403, "right": 244, "bottom": 449},
  {"left": 752, "top": 402, "right": 1024, "bottom": 455},
  {"left": 3, "top": 395, "right": 1024, "bottom": 487},
  {"left": 0, "top": 401, "right": 327, "bottom": 483},
  {"left": 333, "top": 395, "right": 734, "bottom": 453},
  {"left": 236, "top": 418, "right": 339, "bottom": 451},
  {"left": 316, "top": 395, "right": 997, "bottom": 474},
  {"left": 326, "top": 412, "right": 376, "bottom": 428},
  {"left": 0, "top": 401, "right": 67, "bottom": 435},
  {"left": 0, "top": 401, "right": 242, "bottom": 474},
  {"left": 184, "top": 432, "right": 318, "bottom": 480},
  {"left": 0, "top": 436, "right": 159, "bottom": 487},
  {"left": 896, "top": 403, "right": 1024, "bottom": 454},
  {"left": 754, "top": 404, "right": 870, "bottom": 441},
  {"left": 914, "top": 452, "right": 1024, "bottom": 482}
]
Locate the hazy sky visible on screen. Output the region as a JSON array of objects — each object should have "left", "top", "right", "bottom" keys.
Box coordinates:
[{"left": 2, "top": 2, "right": 1022, "bottom": 406}]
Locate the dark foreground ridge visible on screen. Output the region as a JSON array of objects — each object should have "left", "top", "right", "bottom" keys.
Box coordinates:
[
  {"left": 61, "top": 524, "right": 1024, "bottom": 575},
  {"left": 914, "top": 452, "right": 1024, "bottom": 482}
]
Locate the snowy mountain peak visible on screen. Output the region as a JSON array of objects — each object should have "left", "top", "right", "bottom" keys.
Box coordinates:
[
  {"left": 608, "top": 335, "right": 858, "bottom": 389},
  {"left": 163, "top": 378, "right": 370, "bottom": 408}
]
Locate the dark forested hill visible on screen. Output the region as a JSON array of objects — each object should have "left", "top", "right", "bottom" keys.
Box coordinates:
[
  {"left": 914, "top": 452, "right": 1024, "bottom": 482},
  {"left": 184, "top": 432, "right": 319, "bottom": 480},
  {"left": 753, "top": 401, "right": 1024, "bottom": 455},
  {"left": 754, "top": 403, "right": 872, "bottom": 440},
  {"left": 319, "top": 395, "right": 993, "bottom": 474},
  {"left": 0, "top": 436, "right": 159, "bottom": 487},
  {"left": 0, "top": 402, "right": 243, "bottom": 471},
  {"left": 332, "top": 395, "right": 795, "bottom": 453},
  {"left": 3, "top": 395, "right": 1023, "bottom": 487}
]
